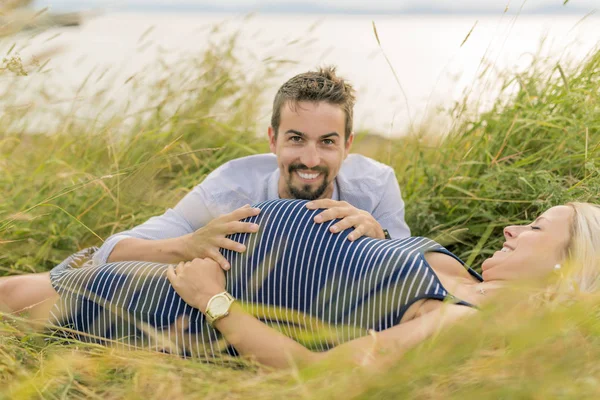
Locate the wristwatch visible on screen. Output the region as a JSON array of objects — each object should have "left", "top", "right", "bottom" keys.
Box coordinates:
[
  {"left": 204, "top": 291, "right": 236, "bottom": 327},
  {"left": 383, "top": 229, "right": 391, "bottom": 240}
]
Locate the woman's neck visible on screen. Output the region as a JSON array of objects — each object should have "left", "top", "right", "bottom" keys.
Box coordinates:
[
  {"left": 424, "top": 251, "right": 507, "bottom": 306},
  {"left": 463, "top": 280, "right": 507, "bottom": 306}
]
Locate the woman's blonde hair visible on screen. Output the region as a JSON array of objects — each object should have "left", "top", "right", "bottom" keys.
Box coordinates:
[{"left": 561, "top": 202, "right": 600, "bottom": 292}]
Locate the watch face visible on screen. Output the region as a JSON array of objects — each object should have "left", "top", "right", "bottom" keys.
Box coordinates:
[{"left": 211, "top": 296, "right": 230, "bottom": 314}]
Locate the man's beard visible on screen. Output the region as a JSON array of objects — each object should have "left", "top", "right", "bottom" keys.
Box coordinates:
[{"left": 286, "top": 163, "right": 330, "bottom": 200}]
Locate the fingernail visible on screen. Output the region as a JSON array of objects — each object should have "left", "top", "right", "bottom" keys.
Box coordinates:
[
  {"left": 224, "top": 263, "right": 230, "bottom": 270},
  {"left": 348, "top": 235, "right": 354, "bottom": 241},
  {"left": 253, "top": 208, "right": 261, "bottom": 213},
  {"left": 251, "top": 224, "right": 259, "bottom": 231},
  {"left": 330, "top": 226, "right": 339, "bottom": 233},
  {"left": 314, "top": 216, "right": 322, "bottom": 223},
  {"left": 306, "top": 202, "right": 314, "bottom": 209}
]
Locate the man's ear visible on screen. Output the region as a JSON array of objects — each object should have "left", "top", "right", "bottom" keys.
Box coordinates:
[
  {"left": 344, "top": 132, "right": 354, "bottom": 156},
  {"left": 268, "top": 126, "right": 277, "bottom": 154}
]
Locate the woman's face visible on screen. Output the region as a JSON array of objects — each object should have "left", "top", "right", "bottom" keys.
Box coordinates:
[{"left": 481, "top": 206, "right": 574, "bottom": 281}]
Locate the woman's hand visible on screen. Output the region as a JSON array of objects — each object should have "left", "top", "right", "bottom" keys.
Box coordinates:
[{"left": 166, "top": 258, "right": 226, "bottom": 312}]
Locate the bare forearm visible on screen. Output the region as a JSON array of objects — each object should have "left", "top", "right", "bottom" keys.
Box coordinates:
[
  {"left": 213, "top": 303, "right": 473, "bottom": 370},
  {"left": 213, "top": 303, "right": 321, "bottom": 369},
  {"left": 323, "top": 304, "right": 477, "bottom": 369},
  {"left": 107, "top": 237, "right": 190, "bottom": 263}
]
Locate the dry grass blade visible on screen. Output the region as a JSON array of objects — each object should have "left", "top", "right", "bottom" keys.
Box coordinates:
[
  {"left": 371, "top": 20, "right": 414, "bottom": 133},
  {"left": 556, "top": 63, "right": 570, "bottom": 93},
  {"left": 460, "top": 20, "right": 478, "bottom": 47}
]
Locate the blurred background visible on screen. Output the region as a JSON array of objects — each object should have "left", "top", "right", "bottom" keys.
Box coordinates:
[{"left": 1, "top": 0, "right": 599, "bottom": 136}]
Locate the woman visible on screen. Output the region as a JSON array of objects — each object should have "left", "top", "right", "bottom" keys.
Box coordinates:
[{"left": 1, "top": 199, "right": 598, "bottom": 368}]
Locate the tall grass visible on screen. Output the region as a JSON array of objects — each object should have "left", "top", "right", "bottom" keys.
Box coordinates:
[
  {"left": 1, "top": 28, "right": 600, "bottom": 398},
  {"left": 396, "top": 49, "right": 600, "bottom": 266}
]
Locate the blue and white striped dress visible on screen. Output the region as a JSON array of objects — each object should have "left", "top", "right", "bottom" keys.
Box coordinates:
[{"left": 49, "top": 199, "right": 481, "bottom": 358}]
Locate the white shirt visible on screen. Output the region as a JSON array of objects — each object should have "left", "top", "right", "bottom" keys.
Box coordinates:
[{"left": 93, "top": 153, "right": 411, "bottom": 265}]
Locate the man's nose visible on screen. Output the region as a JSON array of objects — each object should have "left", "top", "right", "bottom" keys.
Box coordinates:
[
  {"left": 504, "top": 225, "right": 526, "bottom": 239},
  {"left": 300, "top": 145, "right": 320, "bottom": 168}
]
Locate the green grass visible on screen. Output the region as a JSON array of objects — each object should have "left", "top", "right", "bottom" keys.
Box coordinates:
[{"left": 1, "top": 31, "right": 600, "bottom": 398}]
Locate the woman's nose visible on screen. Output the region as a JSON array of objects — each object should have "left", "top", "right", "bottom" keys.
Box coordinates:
[{"left": 504, "top": 225, "right": 525, "bottom": 239}]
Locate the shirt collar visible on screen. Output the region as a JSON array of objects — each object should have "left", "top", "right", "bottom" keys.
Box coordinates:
[{"left": 267, "top": 169, "right": 340, "bottom": 201}]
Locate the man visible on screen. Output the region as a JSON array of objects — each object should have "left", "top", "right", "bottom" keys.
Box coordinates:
[{"left": 93, "top": 66, "right": 411, "bottom": 269}]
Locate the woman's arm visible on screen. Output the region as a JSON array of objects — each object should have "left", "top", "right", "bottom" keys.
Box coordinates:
[
  {"left": 167, "top": 258, "right": 476, "bottom": 369},
  {"left": 214, "top": 300, "right": 474, "bottom": 369},
  {"left": 211, "top": 302, "right": 321, "bottom": 368},
  {"left": 327, "top": 303, "right": 475, "bottom": 369}
]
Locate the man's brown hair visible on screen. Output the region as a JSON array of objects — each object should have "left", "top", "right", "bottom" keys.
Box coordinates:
[{"left": 271, "top": 66, "right": 356, "bottom": 141}]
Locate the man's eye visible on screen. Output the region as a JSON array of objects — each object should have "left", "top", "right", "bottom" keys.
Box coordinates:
[
  {"left": 322, "top": 139, "right": 334, "bottom": 145},
  {"left": 290, "top": 136, "right": 302, "bottom": 142}
]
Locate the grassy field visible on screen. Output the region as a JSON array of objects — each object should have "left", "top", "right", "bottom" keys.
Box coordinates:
[{"left": 1, "top": 31, "right": 600, "bottom": 398}]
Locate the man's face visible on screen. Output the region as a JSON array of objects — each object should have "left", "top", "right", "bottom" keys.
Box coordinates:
[{"left": 268, "top": 100, "right": 353, "bottom": 200}]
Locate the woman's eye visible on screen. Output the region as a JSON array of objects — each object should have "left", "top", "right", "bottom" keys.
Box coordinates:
[{"left": 531, "top": 226, "right": 541, "bottom": 231}]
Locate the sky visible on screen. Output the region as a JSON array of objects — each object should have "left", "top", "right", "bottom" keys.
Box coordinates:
[{"left": 34, "top": 0, "right": 598, "bottom": 14}]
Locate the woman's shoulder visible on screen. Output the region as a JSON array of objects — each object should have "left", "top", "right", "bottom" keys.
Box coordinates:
[
  {"left": 424, "top": 251, "right": 466, "bottom": 275},
  {"left": 424, "top": 248, "right": 483, "bottom": 283},
  {"left": 391, "top": 236, "right": 448, "bottom": 253}
]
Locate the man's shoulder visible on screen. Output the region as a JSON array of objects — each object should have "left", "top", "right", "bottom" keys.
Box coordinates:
[
  {"left": 204, "top": 153, "right": 277, "bottom": 184},
  {"left": 211, "top": 153, "right": 278, "bottom": 177},
  {"left": 337, "top": 154, "right": 397, "bottom": 197},
  {"left": 200, "top": 153, "right": 276, "bottom": 197},
  {"left": 341, "top": 154, "right": 395, "bottom": 177},
  {"left": 337, "top": 154, "right": 400, "bottom": 211}
]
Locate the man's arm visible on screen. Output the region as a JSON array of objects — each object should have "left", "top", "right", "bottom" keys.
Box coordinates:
[
  {"left": 94, "top": 185, "right": 260, "bottom": 268},
  {"left": 107, "top": 237, "right": 188, "bottom": 264},
  {"left": 305, "top": 161, "right": 410, "bottom": 241},
  {"left": 94, "top": 206, "right": 203, "bottom": 266},
  {"left": 306, "top": 199, "right": 387, "bottom": 241},
  {"left": 370, "top": 168, "right": 411, "bottom": 239},
  {"left": 303, "top": 167, "right": 411, "bottom": 241},
  {"left": 94, "top": 155, "right": 281, "bottom": 267}
]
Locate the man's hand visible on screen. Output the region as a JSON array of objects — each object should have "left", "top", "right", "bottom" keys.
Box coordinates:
[
  {"left": 182, "top": 205, "right": 261, "bottom": 270},
  {"left": 306, "top": 200, "right": 385, "bottom": 241},
  {"left": 167, "top": 258, "right": 225, "bottom": 312}
]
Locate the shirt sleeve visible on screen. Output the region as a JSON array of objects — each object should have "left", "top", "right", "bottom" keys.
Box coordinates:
[
  {"left": 92, "top": 184, "right": 216, "bottom": 266},
  {"left": 371, "top": 168, "right": 411, "bottom": 239}
]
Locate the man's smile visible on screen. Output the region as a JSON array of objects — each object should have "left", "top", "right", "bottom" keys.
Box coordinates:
[{"left": 296, "top": 171, "right": 322, "bottom": 182}]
